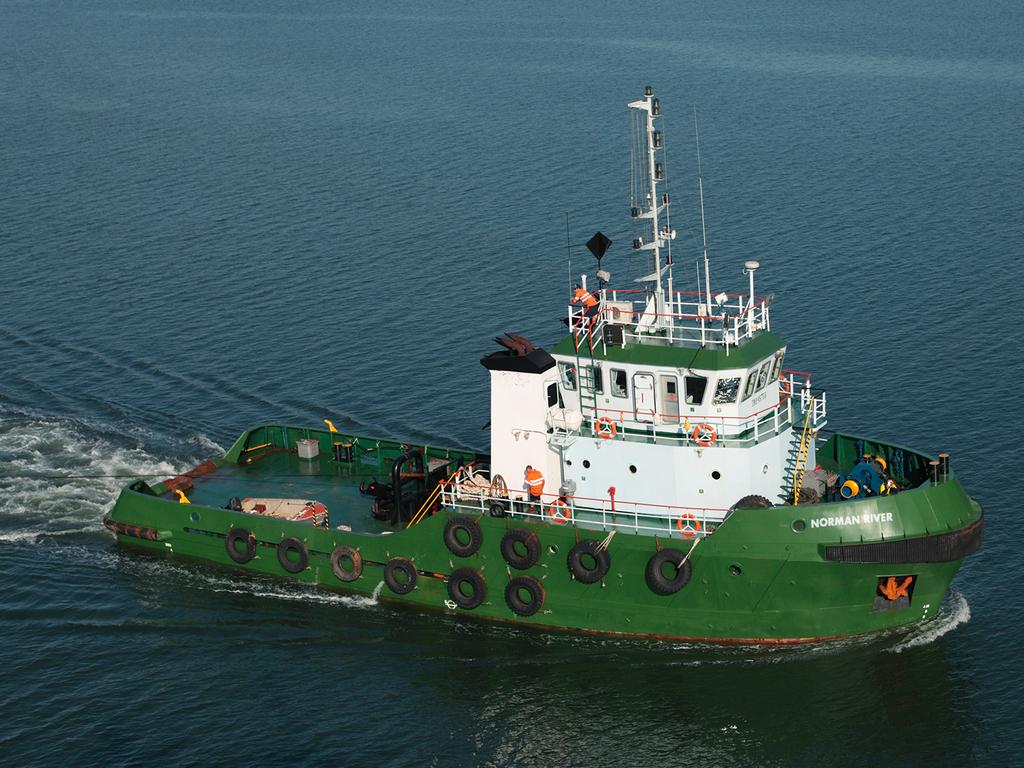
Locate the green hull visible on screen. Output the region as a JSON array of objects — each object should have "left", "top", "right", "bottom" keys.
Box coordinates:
[{"left": 105, "top": 425, "right": 982, "bottom": 643}]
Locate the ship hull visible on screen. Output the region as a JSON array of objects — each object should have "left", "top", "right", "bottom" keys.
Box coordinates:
[{"left": 105, "top": 433, "right": 981, "bottom": 643}]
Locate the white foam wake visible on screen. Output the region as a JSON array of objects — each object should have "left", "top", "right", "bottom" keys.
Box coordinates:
[
  {"left": 887, "top": 590, "right": 971, "bottom": 653},
  {"left": 0, "top": 414, "right": 193, "bottom": 544}
]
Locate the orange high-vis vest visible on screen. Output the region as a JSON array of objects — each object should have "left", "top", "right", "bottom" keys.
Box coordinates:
[
  {"left": 526, "top": 468, "right": 545, "bottom": 497},
  {"left": 572, "top": 288, "right": 598, "bottom": 309}
]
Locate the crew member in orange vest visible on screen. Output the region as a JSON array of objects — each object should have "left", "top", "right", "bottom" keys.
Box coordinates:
[
  {"left": 525, "top": 465, "right": 545, "bottom": 510},
  {"left": 571, "top": 284, "right": 600, "bottom": 326}
]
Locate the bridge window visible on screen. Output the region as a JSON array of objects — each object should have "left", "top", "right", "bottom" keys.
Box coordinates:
[
  {"left": 684, "top": 375, "right": 707, "bottom": 405},
  {"left": 769, "top": 350, "right": 785, "bottom": 382},
  {"left": 547, "top": 382, "right": 559, "bottom": 407},
  {"left": 713, "top": 377, "right": 740, "bottom": 404},
  {"left": 590, "top": 366, "right": 604, "bottom": 394},
  {"left": 560, "top": 363, "right": 577, "bottom": 391},
  {"left": 611, "top": 368, "right": 628, "bottom": 398},
  {"left": 755, "top": 360, "right": 771, "bottom": 391}
]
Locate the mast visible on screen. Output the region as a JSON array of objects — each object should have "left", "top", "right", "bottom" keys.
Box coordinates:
[
  {"left": 628, "top": 86, "right": 675, "bottom": 324},
  {"left": 694, "top": 110, "right": 713, "bottom": 316}
]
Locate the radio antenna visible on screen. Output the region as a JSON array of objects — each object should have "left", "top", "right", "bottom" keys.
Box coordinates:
[{"left": 694, "top": 108, "right": 712, "bottom": 316}]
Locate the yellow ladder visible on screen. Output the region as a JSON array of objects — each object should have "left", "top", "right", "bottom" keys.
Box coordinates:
[
  {"left": 792, "top": 396, "right": 815, "bottom": 505},
  {"left": 406, "top": 466, "right": 463, "bottom": 529}
]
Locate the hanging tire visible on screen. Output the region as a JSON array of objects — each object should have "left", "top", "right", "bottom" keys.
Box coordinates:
[
  {"left": 384, "top": 557, "right": 417, "bottom": 594},
  {"left": 501, "top": 528, "right": 540, "bottom": 570},
  {"left": 567, "top": 539, "right": 610, "bottom": 584},
  {"left": 645, "top": 548, "right": 692, "bottom": 595},
  {"left": 505, "top": 575, "right": 545, "bottom": 617},
  {"left": 225, "top": 527, "right": 256, "bottom": 564},
  {"left": 447, "top": 567, "right": 486, "bottom": 609},
  {"left": 277, "top": 536, "right": 308, "bottom": 574},
  {"left": 732, "top": 494, "right": 773, "bottom": 510},
  {"left": 444, "top": 516, "right": 483, "bottom": 557},
  {"left": 330, "top": 545, "right": 362, "bottom": 582}
]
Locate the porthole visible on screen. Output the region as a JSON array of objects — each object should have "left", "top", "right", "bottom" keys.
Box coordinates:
[
  {"left": 190, "top": 512, "right": 200, "bottom": 522},
  {"left": 711, "top": 470, "right": 721, "bottom": 480},
  {"left": 547, "top": 545, "right": 558, "bottom": 556},
  {"left": 762, "top": 464, "right": 769, "bottom": 474},
  {"left": 565, "top": 460, "right": 573, "bottom": 466},
  {"left": 629, "top": 465, "right": 637, "bottom": 474},
  {"left": 583, "top": 459, "right": 591, "bottom": 469},
  {"left": 729, "top": 564, "right": 743, "bottom": 576},
  {"left": 792, "top": 519, "right": 806, "bottom": 532}
]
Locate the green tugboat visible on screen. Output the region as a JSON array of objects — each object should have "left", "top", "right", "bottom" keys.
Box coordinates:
[{"left": 105, "top": 87, "right": 981, "bottom": 643}]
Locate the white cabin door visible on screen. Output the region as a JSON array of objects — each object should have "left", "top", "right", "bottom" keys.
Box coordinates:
[
  {"left": 659, "top": 374, "right": 679, "bottom": 423},
  {"left": 633, "top": 373, "right": 656, "bottom": 423}
]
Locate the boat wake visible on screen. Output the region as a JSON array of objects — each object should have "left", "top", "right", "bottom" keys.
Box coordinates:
[
  {"left": 0, "top": 410, "right": 197, "bottom": 545},
  {"left": 885, "top": 589, "right": 971, "bottom": 653}
]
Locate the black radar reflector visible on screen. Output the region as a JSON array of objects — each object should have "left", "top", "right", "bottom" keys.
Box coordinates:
[{"left": 586, "top": 231, "right": 612, "bottom": 260}]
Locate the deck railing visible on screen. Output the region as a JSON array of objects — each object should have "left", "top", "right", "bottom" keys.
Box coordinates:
[{"left": 441, "top": 482, "right": 730, "bottom": 540}]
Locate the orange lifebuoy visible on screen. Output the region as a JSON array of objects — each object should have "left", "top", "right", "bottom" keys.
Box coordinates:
[
  {"left": 596, "top": 417, "right": 617, "bottom": 439},
  {"left": 779, "top": 375, "right": 791, "bottom": 398},
  {"left": 692, "top": 423, "right": 717, "bottom": 447},
  {"left": 676, "top": 513, "right": 702, "bottom": 537},
  {"left": 548, "top": 499, "right": 572, "bottom": 524}
]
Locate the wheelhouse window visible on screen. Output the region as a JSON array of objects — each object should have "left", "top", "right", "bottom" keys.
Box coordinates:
[
  {"left": 768, "top": 350, "right": 785, "bottom": 383},
  {"left": 712, "top": 377, "right": 740, "bottom": 405},
  {"left": 560, "top": 363, "right": 577, "bottom": 391},
  {"left": 611, "top": 368, "right": 628, "bottom": 398},
  {"left": 754, "top": 360, "right": 772, "bottom": 391},
  {"left": 547, "top": 382, "right": 559, "bottom": 408},
  {"left": 590, "top": 365, "right": 604, "bottom": 394},
  {"left": 741, "top": 368, "right": 758, "bottom": 401},
  {"left": 684, "top": 375, "right": 708, "bottom": 405}
]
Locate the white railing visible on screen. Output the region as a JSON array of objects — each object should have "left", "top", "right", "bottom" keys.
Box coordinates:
[
  {"left": 560, "top": 371, "right": 826, "bottom": 448},
  {"left": 441, "top": 482, "right": 729, "bottom": 540},
  {"left": 588, "top": 288, "right": 770, "bottom": 352}
]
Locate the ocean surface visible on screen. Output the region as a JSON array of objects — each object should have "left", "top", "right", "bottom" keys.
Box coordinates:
[{"left": 1, "top": 0, "right": 1022, "bottom": 765}]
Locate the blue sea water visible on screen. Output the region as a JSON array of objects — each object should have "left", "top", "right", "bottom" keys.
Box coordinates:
[{"left": 1, "top": 0, "right": 1022, "bottom": 765}]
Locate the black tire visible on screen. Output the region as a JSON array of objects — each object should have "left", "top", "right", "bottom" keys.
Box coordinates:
[
  {"left": 567, "top": 539, "right": 610, "bottom": 584},
  {"left": 447, "top": 567, "right": 486, "bottom": 610},
  {"left": 330, "top": 545, "right": 362, "bottom": 582},
  {"left": 732, "top": 494, "right": 773, "bottom": 510},
  {"left": 645, "top": 548, "right": 693, "bottom": 595},
  {"left": 501, "top": 528, "right": 541, "bottom": 570},
  {"left": 444, "top": 516, "right": 483, "bottom": 557},
  {"left": 277, "top": 536, "right": 308, "bottom": 574},
  {"left": 489, "top": 502, "right": 508, "bottom": 518},
  {"left": 384, "top": 557, "right": 417, "bottom": 594},
  {"left": 225, "top": 527, "right": 256, "bottom": 564},
  {"left": 504, "top": 575, "right": 545, "bottom": 617}
]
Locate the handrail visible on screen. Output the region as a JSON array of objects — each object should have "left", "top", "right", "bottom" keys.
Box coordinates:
[
  {"left": 792, "top": 396, "right": 815, "bottom": 505},
  {"left": 406, "top": 465, "right": 464, "bottom": 529}
]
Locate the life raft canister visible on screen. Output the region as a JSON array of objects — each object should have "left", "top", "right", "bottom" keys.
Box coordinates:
[
  {"left": 692, "top": 423, "right": 717, "bottom": 447},
  {"left": 548, "top": 498, "right": 572, "bottom": 525},
  {"left": 596, "top": 417, "right": 617, "bottom": 439},
  {"left": 676, "top": 513, "right": 702, "bottom": 538}
]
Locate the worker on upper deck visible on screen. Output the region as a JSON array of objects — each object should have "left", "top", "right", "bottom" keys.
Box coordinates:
[
  {"left": 524, "top": 465, "right": 545, "bottom": 510},
  {"left": 571, "top": 284, "right": 600, "bottom": 326}
]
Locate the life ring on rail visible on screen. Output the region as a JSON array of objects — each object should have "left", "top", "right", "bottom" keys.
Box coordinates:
[
  {"left": 330, "top": 545, "right": 362, "bottom": 582},
  {"left": 596, "top": 417, "right": 617, "bottom": 439},
  {"left": 675, "top": 513, "right": 702, "bottom": 538},
  {"left": 645, "top": 548, "right": 693, "bottom": 595},
  {"left": 567, "top": 539, "right": 610, "bottom": 584},
  {"left": 443, "top": 515, "right": 483, "bottom": 558},
  {"left": 505, "top": 575, "right": 545, "bottom": 616},
  {"left": 779, "top": 375, "right": 791, "bottom": 398},
  {"left": 447, "top": 567, "right": 487, "bottom": 610},
  {"left": 501, "top": 528, "right": 541, "bottom": 569},
  {"left": 225, "top": 527, "right": 256, "bottom": 564},
  {"left": 277, "top": 536, "right": 308, "bottom": 574},
  {"left": 547, "top": 498, "right": 572, "bottom": 525},
  {"left": 692, "top": 423, "right": 717, "bottom": 447}
]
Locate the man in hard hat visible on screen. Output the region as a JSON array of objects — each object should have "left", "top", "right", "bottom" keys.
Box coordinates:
[
  {"left": 571, "top": 284, "right": 600, "bottom": 327},
  {"left": 524, "top": 465, "right": 545, "bottom": 513}
]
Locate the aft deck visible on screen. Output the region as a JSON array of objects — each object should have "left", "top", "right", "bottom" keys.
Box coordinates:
[{"left": 152, "top": 424, "right": 478, "bottom": 534}]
